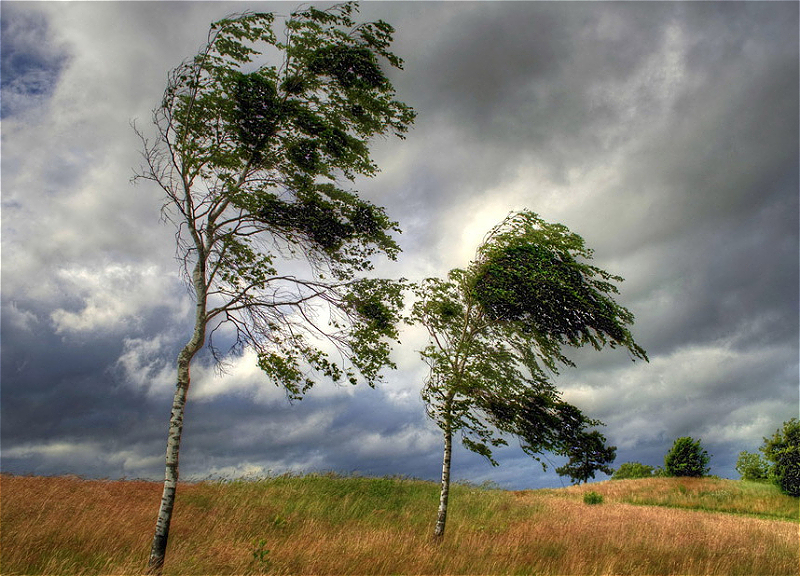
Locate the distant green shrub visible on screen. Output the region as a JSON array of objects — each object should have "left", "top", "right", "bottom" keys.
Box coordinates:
[
  {"left": 664, "top": 437, "right": 710, "bottom": 477},
  {"left": 736, "top": 451, "right": 769, "bottom": 482},
  {"left": 251, "top": 539, "right": 270, "bottom": 565},
  {"left": 583, "top": 491, "right": 603, "bottom": 505},
  {"left": 612, "top": 462, "right": 656, "bottom": 480},
  {"left": 761, "top": 419, "right": 800, "bottom": 497}
]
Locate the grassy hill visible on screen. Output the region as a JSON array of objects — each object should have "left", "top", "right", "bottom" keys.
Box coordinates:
[{"left": 1, "top": 473, "right": 797, "bottom": 575}]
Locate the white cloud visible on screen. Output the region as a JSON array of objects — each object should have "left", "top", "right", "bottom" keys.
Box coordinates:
[
  {"left": 116, "top": 335, "right": 177, "bottom": 398},
  {"left": 559, "top": 340, "right": 796, "bottom": 451},
  {"left": 191, "top": 348, "right": 287, "bottom": 403},
  {"left": 4, "top": 301, "right": 39, "bottom": 333},
  {"left": 346, "top": 424, "right": 441, "bottom": 460},
  {"left": 107, "top": 449, "right": 164, "bottom": 475},
  {"left": 50, "top": 264, "right": 186, "bottom": 334},
  {"left": 701, "top": 402, "right": 790, "bottom": 446},
  {"left": 187, "top": 455, "right": 329, "bottom": 481},
  {"left": 3, "top": 440, "right": 96, "bottom": 459},
  {"left": 4, "top": 440, "right": 163, "bottom": 477}
]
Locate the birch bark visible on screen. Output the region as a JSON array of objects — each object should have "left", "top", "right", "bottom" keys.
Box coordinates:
[
  {"left": 147, "top": 260, "right": 207, "bottom": 574},
  {"left": 433, "top": 412, "right": 453, "bottom": 538}
]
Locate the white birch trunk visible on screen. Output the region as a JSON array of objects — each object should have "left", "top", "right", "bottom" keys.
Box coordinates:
[
  {"left": 147, "top": 261, "right": 207, "bottom": 574},
  {"left": 433, "top": 418, "right": 453, "bottom": 538}
]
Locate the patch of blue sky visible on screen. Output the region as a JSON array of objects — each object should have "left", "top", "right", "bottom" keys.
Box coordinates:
[{"left": 1, "top": 8, "right": 68, "bottom": 118}]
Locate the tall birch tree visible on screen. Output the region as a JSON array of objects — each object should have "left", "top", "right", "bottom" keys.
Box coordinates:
[
  {"left": 133, "top": 3, "right": 414, "bottom": 572},
  {"left": 409, "top": 211, "right": 647, "bottom": 538}
]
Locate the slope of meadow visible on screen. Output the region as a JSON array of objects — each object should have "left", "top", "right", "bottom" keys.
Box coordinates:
[{"left": 1, "top": 473, "right": 797, "bottom": 575}]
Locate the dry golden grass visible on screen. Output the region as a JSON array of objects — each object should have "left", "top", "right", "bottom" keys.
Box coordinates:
[
  {"left": 506, "top": 491, "right": 798, "bottom": 575},
  {"left": 1, "top": 474, "right": 797, "bottom": 575}
]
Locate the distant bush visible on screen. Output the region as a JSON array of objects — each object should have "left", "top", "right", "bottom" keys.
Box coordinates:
[
  {"left": 583, "top": 491, "right": 603, "bottom": 505},
  {"left": 612, "top": 462, "right": 656, "bottom": 480},
  {"left": 735, "top": 451, "right": 769, "bottom": 482},
  {"left": 664, "top": 437, "right": 710, "bottom": 477},
  {"left": 761, "top": 419, "right": 800, "bottom": 497}
]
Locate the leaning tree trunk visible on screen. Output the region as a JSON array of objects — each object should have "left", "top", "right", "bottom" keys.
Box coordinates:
[
  {"left": 433, "top": 416, "right": 453, "bottom": 539},
  {"left": 146, "top": 345, "right": 200, "bottom": 573},
  {"left": 147, "top": 261, "right": 207, "bottom": 574}
]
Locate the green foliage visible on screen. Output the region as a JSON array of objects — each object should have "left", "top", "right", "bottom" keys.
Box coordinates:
[
  {"left": 761, "top": 418, "right": 800, "bottom": 497},
  {"left": 612, "top": 462, "right": 656, "bottom": 480},
  {"left": 555, "top": 430, "right": 616, "bottom": 484},
  {"left": 583, "top": 491, "right": 604, "bottom": 505},
  {"left": 408, "top": 211, "right": 648, "bottom": 538},
  {"left": 250, "top": 539, "right": 271, "bottom": 565},
  {"left": 409, "top": 211, "right": 646, "bottom": 500},
  {"left": 136, "top": 2, "right": 415, "bottom": 395},
  {"left": 471, "top": 212, "right": 648, "bottom": 363},
  {"left": 409, "top": 211, "right": 646, "bottom": 467},
  {"left": 606, "top": 476, "right": 799, "bottom": 520},
  {"left": 735, "top": 451, "right": 770, "bottom": 482},
  {"left": 664, "top": 437, "right": 710, "bottom": 477}
]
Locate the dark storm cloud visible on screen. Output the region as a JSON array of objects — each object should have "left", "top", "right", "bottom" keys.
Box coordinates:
[
  {"left": 376, "top": 1, "right": 798, "bottom": 239},
  {"left": 1, "top": 1, "right": 797, "bottom": 489},
  {"left": 0, "top": 295, "right": 187, "bottom": 476},
  {"left": 177, "top": 380, "right": 557, "bottom": 489},
  {"left": 624, "top": 205, "right": 799, "bottom": 355},
  {"left": 177, "top": 384, "right": 443, "bottom": 479},
  {"left": 382, "top": 2, "right": 678, "bottom": 182}
]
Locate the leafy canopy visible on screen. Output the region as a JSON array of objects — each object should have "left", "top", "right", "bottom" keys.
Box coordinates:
[
  {"left": 611, "top": 461, "right": 657, "bottom": 480},
  {"left": 735, "top": 451, "right": 770, "bottom": 482},
  {"left": 136, "top": 2, "right": 414, "bottom": 397},
  {"left": 555, "top": 429, "right": 616, "bottom": 484},
  {"left": 472, "top": 212, "right": 647, "bottom": 363},
  {"left": 409, "top": 210, "right": 646, "bottom": 467},
  {"left": 664, "top": 437, "right": 710, "bottom": 477},
  {"left": 162, "top": 2, "right": 414, "bottom": 272},
  {"left": 761, "top": 418, "right": 800, "bottom": 497}
]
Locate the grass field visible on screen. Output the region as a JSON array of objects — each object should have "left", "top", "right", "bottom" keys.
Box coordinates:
[{"left": 1, "top": 473, "right": 797, "bottom": 575}]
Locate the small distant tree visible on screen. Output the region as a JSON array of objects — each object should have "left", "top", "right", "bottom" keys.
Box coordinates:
[
  {"left": 555, "top": 429, "right": 616, "bottom": 485},
  {"left": 735, "top": 450, "right": 769, "bottom": 482},
  {"left": 492, "top": 388, "right": 616, "bottom": 485},
  {"left": 664, "top": 437, "right": 710, "bottom": 477},
  {"left": 134, "top": 3, "right": 414, "bottom": 572},
  {"left": 761, "top": 418, "right": 800, "bottom": 497},
  {"left": 409, "top": 211, "right": 647, "bottom": 538},
  {"left": 611, "top": 461, "right": 656, "bottom": 480}
]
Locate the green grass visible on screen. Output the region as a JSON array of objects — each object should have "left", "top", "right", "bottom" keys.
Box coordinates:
[
  {"left": 570, "top": 476, "right": 799, "bottom": 521},
  {"left": 202, "top": 472, "right": 533, "bottom": 531},
  {"left": 2, "top": 473, "right": 797, "bottom": 575}
]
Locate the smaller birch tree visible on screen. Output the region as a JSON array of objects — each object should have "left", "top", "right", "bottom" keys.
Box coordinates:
[{"left": 409, "top": 211, "right": 646, "bottom": 538}]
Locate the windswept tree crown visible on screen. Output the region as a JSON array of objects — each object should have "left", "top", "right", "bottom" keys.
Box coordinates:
[
  {"left": 157, "top": 2, "right": 414, "bottom": 273},
  {"left": 470, "top": 211, "right": 648, "bottom": 362},
  {"left": 409, "top": 210, "right": 646, "bottom": 467},
  {"left": 136, "top": 2, "right": 415, "bottom": 397}
]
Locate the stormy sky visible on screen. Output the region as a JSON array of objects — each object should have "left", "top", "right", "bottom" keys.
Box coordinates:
[{"left": 2, "top": 1, "right": 798, "bottom": 490}]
